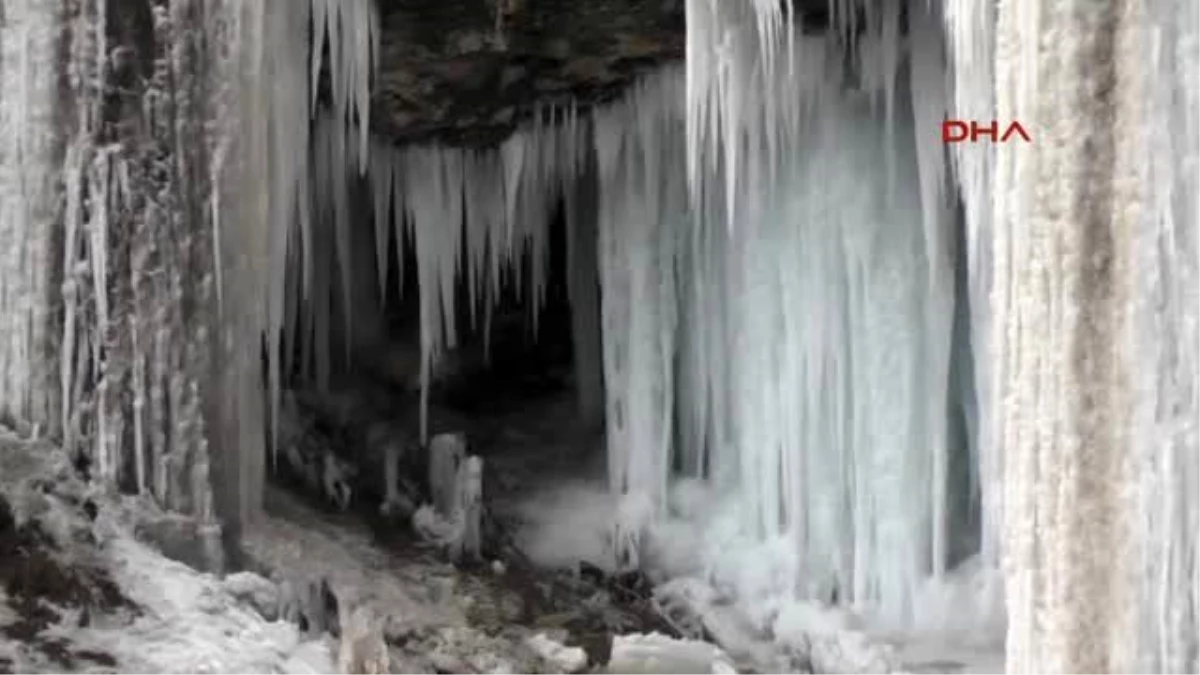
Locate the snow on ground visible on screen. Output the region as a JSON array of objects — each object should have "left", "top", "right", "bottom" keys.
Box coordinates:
[
  {"left": 0, "top": 429, "right": 335, "bottom": 674},
  {"left": 0, "top": 428, "right": 552, "bottom": 675},
  {"left": 49, "top": 534, "right": 336, "bottom": 674}
]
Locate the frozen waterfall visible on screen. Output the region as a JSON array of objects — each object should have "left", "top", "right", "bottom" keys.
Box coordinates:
[
  {"left": 0, "top": 0, "right": 1195, "bottom": 671},
  {"left": 597, "top": 20, "right": 974, "bottom": 631}
]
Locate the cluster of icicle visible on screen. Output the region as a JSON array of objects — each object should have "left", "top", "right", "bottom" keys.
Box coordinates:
[
  {"left": 2, "top": 0, "right": 1194, "bottom": 669},
  {"left": 0, "top": 0, "right": 381, "bottom": 529},
  {"left": 621, "top": 0, "right": 971, "bottom": 629},
  {"left": 0, "top": 0, "right": 229, "bottom": 521},
  {"left": 358, "top": 106, "right": 590, "bottom": 442}
]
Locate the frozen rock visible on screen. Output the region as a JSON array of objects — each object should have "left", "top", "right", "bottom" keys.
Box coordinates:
[
  {"left": 429, "top": 433, "right": 467, "bottom": 517},
  {"left": 278, "top": 576, "right": 340, "bottom": 636},
  {"left": 772, "top": 602, "right": 896, "bottom": 674},
  {"left": 132, "top": 509, "right": 226, "bottom": 573},
  {"left": 415, "top": 438, "right": 484, "bottom": 563},
  {"left": 453, "top": 455, "right": 484, "bottom": 562},
  {"left": 526, "top": 632, "right": 588, "bottom": 673},
  {"left": 607, "top": 632, "right": 737, "bottom": 674},
  {"left": 322, "top": 452, "right": 356, "bottom": 511},
  {"left": 221, "top": 571, "right": 281, "bottom": 620},
  {"left": 337, "top": 603, "right": 390, "bottom": 674}
]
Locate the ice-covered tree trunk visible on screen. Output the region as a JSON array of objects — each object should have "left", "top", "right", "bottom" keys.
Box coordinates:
[{"left": 993, "top": 0, "right": 1142, "bottom": 667}]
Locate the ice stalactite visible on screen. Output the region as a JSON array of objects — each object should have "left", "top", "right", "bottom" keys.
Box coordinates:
[
  {"left": 283, "top": 0, "right": 378, "bottom": 398},
  {"left": 939, "top": 0, "right": 1003, "bottom": 583},
  {"left": 310, "top": 0, "right": 379, "bottom": 173},
  {"left": 1133, "top": 1, "right": 1200, "bottom": 670},
  {"left": 683, "top": 0, "right": 821, "bottom": 227},
  {"left": 208, "top": 0, "right": 317, "bottom": 531},
  {"left": 0, "top": 0, "right": 65, "bottom": 438},
  {"left": 307, "top": 110, "right": 363, "bottom": 387},
  {"left": 593, "top": 70, "right": 686, "bottom": 569},
  {"left": 296, "top": 101, "right": 588, "bottom": 444}
]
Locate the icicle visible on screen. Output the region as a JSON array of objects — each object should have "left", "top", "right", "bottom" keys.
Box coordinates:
[
  {"left": 90, "top": 151, "right": 114, "bottom": 482},
  {"left": 940, "top": 0, "right": 1001, "bottom": 570},
  {"left": 905, "top": 0, "right": 956, "bottom": 582},
  {"left": 684, "top": 0, "right": 833, "bottom": 228},
  {"left": 387, "top": 109, "right": 583, "bottom": 444},
  {"left": 611, "top": 5, "right": 971, "bottom": 625},
  {"left": 310, "top": 0, "right": 378, "bottom": 174},
  {"left": 593, "top": 69, "right": 685, "bottom": 567},
  {"left": 371, "top": 144, "right": 393, "bottom": 303}
]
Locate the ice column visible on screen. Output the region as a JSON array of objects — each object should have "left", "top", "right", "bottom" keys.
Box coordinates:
[
  {"left": 1132, "top": 0, "right": 1199, "bottom": 670},
  {"left": 988, "top": 0, "right": 1137, "bottom": 667},
  {"left": 0, "top": 1, "right": 65, "bottom": 437}
]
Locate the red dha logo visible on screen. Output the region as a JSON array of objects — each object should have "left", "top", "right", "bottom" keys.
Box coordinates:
[{"left": 942, "top": 120, "right": 1032, "bottom": 144}]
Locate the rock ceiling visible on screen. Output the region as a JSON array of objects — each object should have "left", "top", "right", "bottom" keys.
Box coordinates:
[{"left": 366, "top": 0, "right": 831, "bottom": 146}]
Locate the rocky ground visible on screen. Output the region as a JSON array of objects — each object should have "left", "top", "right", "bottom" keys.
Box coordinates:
[{"left": 0, "top": 375, "right": 739, "bottom": 674}]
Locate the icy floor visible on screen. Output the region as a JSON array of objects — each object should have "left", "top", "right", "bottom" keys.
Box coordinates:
[
  {"left": 47, "top": 535, "right": 337, "bottom": 674},
  {"left": 0, "top": 431, "right": 335, "bottom": 674},
  {"left": 0, "top": 426, "right": 739, "bottom": 675},
  {"left": 514, "top": 476, "right": 1007, "bottom": 674}
]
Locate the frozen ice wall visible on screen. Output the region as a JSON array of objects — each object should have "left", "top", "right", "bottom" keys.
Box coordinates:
[
  {"left": 0, "top": 0, "right": 378, "bottom": 541},
  {"left": 1132, "top": 0, "right": 1199, "bottom": 670},
  {"left": 596, "top": 7, "right": 975, "bottom": 631}
]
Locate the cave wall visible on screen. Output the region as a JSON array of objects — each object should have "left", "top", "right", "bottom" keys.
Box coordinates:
[{"left": 0, "top": 0, "right": 315, "bottom": 567}]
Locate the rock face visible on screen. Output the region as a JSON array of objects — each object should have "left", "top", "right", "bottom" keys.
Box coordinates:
[
  {"left": 370, "top": 0, "right": 684, "bottom": 146},
  {"left": 369, "top": 0, "right": 839, "bottom": 146}
]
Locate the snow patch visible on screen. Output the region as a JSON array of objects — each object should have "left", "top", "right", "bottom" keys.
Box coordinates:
[
  {"left": 608, "top": 632, "right": 736, "bottom": 674},
  {"left": 67, "top": 532, "right": 335, "bottom": 674},
  {"left": 526, "top": 633, "right": 588, "bottom": 674}
]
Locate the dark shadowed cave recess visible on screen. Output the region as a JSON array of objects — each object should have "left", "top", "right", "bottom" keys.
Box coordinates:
[
  {"left": 268, "top": 184, "right": 592, "bottom": 535},
  {"left": 261, "top": 197, "right": 693, "bottom": 668}
]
